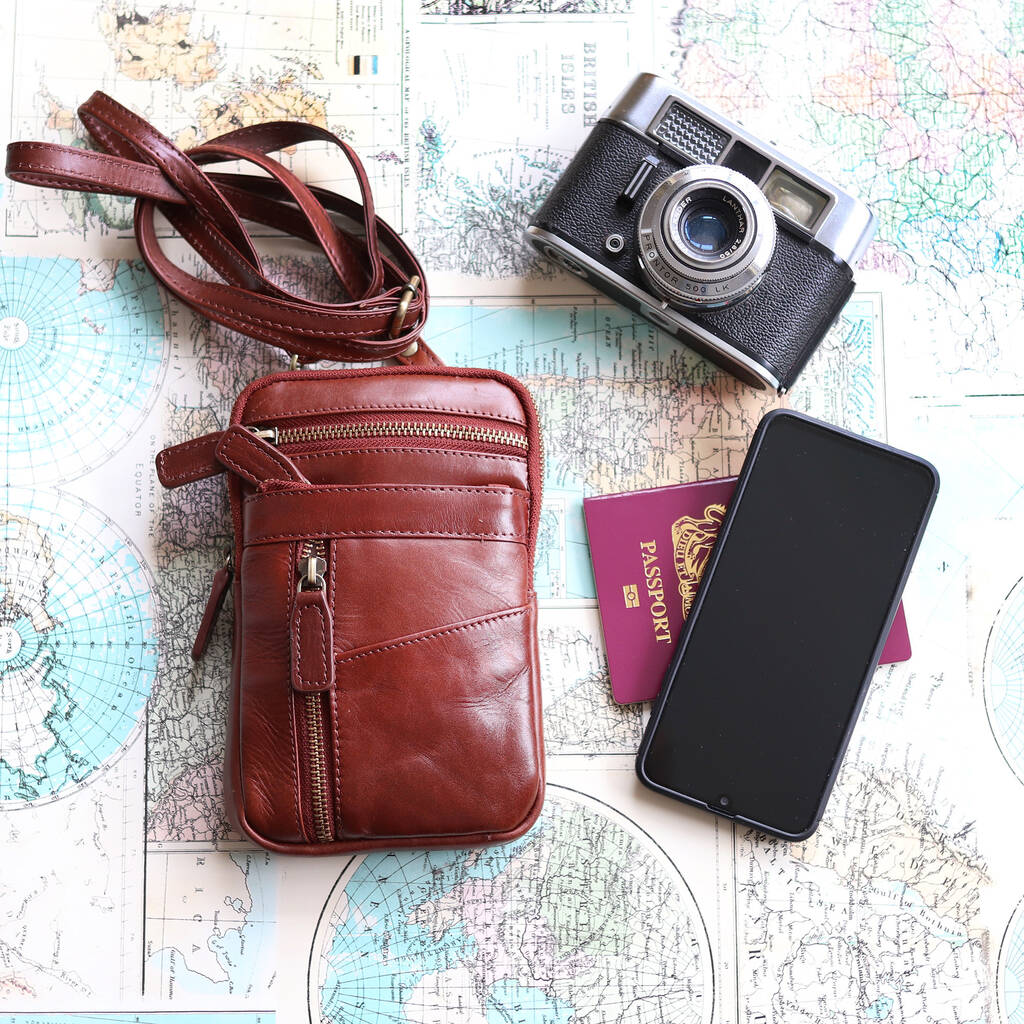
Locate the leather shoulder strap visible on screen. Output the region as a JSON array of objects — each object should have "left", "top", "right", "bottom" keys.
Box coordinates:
[{"left": 5, "top": 91, "right": 439, "bottom": 366}]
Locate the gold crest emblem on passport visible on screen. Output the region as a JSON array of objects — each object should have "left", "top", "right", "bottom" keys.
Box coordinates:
[{"left": 672, "top": 503, "right": 727, "bottom": 615}]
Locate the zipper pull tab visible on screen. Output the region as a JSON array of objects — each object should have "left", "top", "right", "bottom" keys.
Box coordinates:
[
  {"left": 293, "top": 543, "right": 333, "bottom": 693},
  {"left": 292, "top": 581, "right": 334, "bottom": 693},
  {"left": 246, "top": 425, "right": 279, "bottom": 444},
  {"left": 299, "top": 555, "right": 327, "bottom": 591},
  {"left": 192, "top": 548, "right": 233, "bottom": 662}
]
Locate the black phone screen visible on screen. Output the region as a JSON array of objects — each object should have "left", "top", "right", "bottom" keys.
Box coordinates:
[{"left": 639, "top": 412, "right": 938, "bottom": 838}]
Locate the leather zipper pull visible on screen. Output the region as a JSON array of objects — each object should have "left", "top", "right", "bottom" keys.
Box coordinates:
[
  {"left": 292, "top": 578, "right": 335, "bottom": 693},
  {"left": 215, "top": 424, "right": 309, "bottom": 488},
  {"left": 192, "top": 549, "right": 233, "bottom": 661},
  {"left": 156, "top": 431, "right": 224, "bottom": 488}
]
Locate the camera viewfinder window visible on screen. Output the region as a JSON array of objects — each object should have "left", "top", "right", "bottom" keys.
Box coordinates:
[
  {"left": 763, "top": 168, "right": 828, "bottom": 228},
  {"left": 722, "top": 141, "right": 771, "bottom": 184}
]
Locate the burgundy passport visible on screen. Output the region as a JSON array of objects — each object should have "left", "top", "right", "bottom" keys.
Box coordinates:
[{"left": 583, "top": 477, "right": 913, "bottom": 704}]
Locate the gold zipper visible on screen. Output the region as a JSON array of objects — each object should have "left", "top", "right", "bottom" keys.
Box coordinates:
[
  {"left": 305, "top": 695, "right": 332, "bottom": 844},
  {"left": 299, "top": 538, "right": 327, "bottom": 590},
  {"left": 253, "top": 421, "right": 529, "bottom": 450},
  {"left": 298, "top": 539, "right": 333, "bottom": 844}
]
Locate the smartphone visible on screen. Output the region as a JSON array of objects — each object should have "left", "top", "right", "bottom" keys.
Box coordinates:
[{"left": 636, "top": 409, "right": 939, "bottom": 840}]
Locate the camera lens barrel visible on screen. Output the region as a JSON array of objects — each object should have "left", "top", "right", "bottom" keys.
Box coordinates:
[{"left": 637, "top": 165, "right": 777, "bottom": 310}]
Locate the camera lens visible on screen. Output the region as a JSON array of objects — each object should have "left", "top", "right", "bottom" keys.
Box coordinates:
[
  {"left": 637, "top": 165, "right": 777, "bottom": 310},
  {"left": 680, "top": 200, "right": 739, "bottom": 256}
]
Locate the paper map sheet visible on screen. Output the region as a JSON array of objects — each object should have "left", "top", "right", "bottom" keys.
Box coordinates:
[{"left": 1, "top": 0, "right": 1022, "bottom": 1021}]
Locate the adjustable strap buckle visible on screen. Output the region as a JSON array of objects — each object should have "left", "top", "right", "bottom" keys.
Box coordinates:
[{"left": 389, "top": 274, "right": 422, "bottom": 356}]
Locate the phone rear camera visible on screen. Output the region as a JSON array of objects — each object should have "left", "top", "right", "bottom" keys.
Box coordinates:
[{"left": 681, "top": 200, "right": 740, "bottom": 256}]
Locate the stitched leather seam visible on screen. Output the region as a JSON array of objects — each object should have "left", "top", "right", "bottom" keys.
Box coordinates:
[
  {"left": 215, "top": 150, "right": 342, "bottom": 274},
  {"left": 246, "top": 484, "right": 527, "bottom": 500},
  {"left": 157, "top": 463, "right": 214, "bottom": 485},
  {"left": 156, "top": 435, "right": 218, "bottom": 464},
  {"left": 292, "top": 449, "right": 525, "bottom": 464},
  {"left": 11, "top": 170, "right": 155, "bottom": 197},
  {"left": 81, "top": 116, "right": 125, "bottom": 157},
  {"left": 242, "top": 400, "right": 526, "bottom": 425},
  {"left": 101, "top": 101, "right": 229, "bottom": 230},
  {"left": 190, "top": 271, "right": 417, "bottom": 322},
  {"left": 154, "top": 436, "right": 219, "bottom": 483},
  {"left": 211, "top": 173, "right": 407, "bottom": 290},
  {"left": 13, "top": 142, "right": 159, "bottom": 168},
  {"left": 251, "top": 529, "right": 526, "bottom": 541},
  {"left": 160, "top": 208, "right": 253, "bottom": 289},
  {"left": 216, "top": 449, "right": 261, "bottom": 486},
  {"left": 220, "top": 431, "right": 300, "bottom": 483},
  {"left": 161, "top": 202, "right": 260, "bottom": 288},
  {"left": 284, "top": 542, "right": 303, "bottom": 837},
  {"left": 156, "top": 452, "right": 218, "bottom": 484},
  {"left": 239, "top": 371, "right": 531, "bottom": 420},
  {"left": 94, "top": 103, "right": 264, "bottom": 281},
  {"left": 205, "top": 124, "right": 382, "bottom": 272},
  {"left": 294, "top": 604, "right": 305, "bottom": 684},
  {"left": 184, "top": 218, "right": 260, "bottom": 285},
  {"left": 175, "top": 281, "right": 418, "bottom": 335},
  {"left": 335, "top": 607, "right": 527, "bottom": 666},
  {"left": 329, "top": 548, "right": 342, "bottom": 831},
  {"left": 11, "top": 146, "right": 177, "bottom": 195},
  {"left": 238, "top": 432, "right": 300, "bottom": 479},
  {"left": 296, "top": 602, "right": 329, "bottom": 688},
  {"left": 215, "top": 298, "right": 419, "bottom": 338}
]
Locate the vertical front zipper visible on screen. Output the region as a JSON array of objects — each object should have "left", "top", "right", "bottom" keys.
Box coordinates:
[
  {"left": 304, "top": 688, "right": 333, "bottom": 844},
  {"left": 293, "top": 539, "right": 335, "bottom": 844}
]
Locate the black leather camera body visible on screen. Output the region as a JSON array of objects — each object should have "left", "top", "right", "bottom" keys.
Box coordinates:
[{"left": 527, "top": 74, "right": 877, "bottom": 393}]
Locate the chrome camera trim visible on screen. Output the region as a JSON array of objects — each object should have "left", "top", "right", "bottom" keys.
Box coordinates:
[{"left": 604, "top": 73, "right": 877, "bottom": 267}]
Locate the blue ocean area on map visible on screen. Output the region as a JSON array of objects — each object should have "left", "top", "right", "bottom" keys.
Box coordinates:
[
  {"left": 321, "top": 830, "right": 536, "bottom": 1020},
  {"left": 317, "top": 790, "right": 711, "bottom": 1023},
  {"left": 1, "top": 1015, "right": 272, "bottom": 1024},
  {"left": 0, "top": 488, "right": 158, "bottom": 802},
  {"left": 1003, "top": 898, "right": 1024, "bottom": 1024},
  {"left": 864, "top": 994, "right": 893, "bottom": 1019},
  {"left": 0, "top": 256, "right": 166, "bottom": 485}
]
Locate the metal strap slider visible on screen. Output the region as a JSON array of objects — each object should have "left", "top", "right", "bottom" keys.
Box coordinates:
[{"left": 389, "top": 275, "right": 422, "bottom": 356}]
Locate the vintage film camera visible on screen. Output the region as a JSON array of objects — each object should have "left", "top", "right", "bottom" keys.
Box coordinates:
[{"left": 527, "top": 74, "right": 877, "bottom": 393}]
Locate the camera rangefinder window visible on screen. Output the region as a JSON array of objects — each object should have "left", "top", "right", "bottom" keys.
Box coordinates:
[
  {"left": 527, "top": 73, "right": 877, "bottom": 393},
  {"left": 763, "top": 168, "right": 829, "bottom": 229}
]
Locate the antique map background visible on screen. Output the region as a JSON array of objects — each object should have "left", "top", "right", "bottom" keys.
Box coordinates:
[{"left": 1, "top": 0, "right": 1023, "bottom": 1022}]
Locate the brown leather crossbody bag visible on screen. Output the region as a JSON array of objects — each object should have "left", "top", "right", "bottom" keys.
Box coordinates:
[{"left": 7, "top": 93, "right": 545, "bottom": 854}]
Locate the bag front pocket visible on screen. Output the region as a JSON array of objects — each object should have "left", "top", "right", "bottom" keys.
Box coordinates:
[
  {"left": 332, "top": 602, "right": 543, "bottom": 841},
  {"left": 236, "top": 483, "right": 536, "bottom": 846},
  {"left": 244, "top": 483, "right": 531, "bottom": 651}
]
